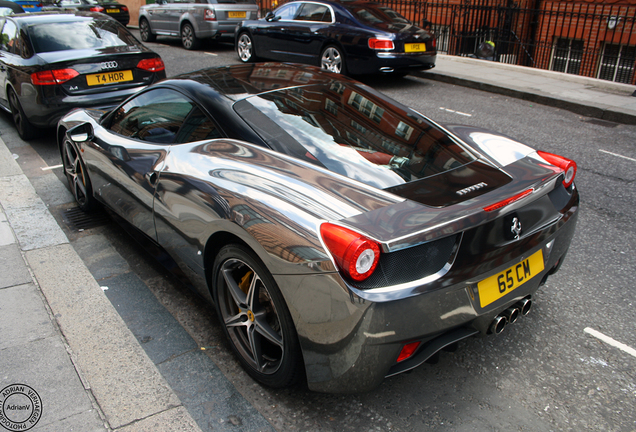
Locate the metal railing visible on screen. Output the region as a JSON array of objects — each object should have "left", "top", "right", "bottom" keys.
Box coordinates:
[{"left": 257, "top": 0, "right": 636, "bottom": 85}]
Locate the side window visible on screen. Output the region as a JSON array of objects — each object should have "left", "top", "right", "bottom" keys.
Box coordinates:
[
  {"left": 109, "top": 88, "right": 195, "bottom": 144},
  {"left": 175, "top": 107, "right": 221, "bottom": 143},
  {"left": 274, "top": 3, "right": 299, "bottom": 20},
  {"left": 295, "top": 3, "right": 330, "bottom": 22},
  {"left": 0, "top": 20, "right": 17, "bottom": 53}
]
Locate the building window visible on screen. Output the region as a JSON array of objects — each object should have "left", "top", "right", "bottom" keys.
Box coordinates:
[
  {"left": 348, "top": 92, "right": 384, "bottom": 123},
  {"left": 395, "top": 121, "right": 414, "bottom": 141},
  {"left": 551, "top": 38, "right": 584, "bottom": 75},
  {"left": 325, "top": 99, "right": 338, "bottom": 116},
  {"left": 598, "top": 44, "right": 636, "bottom": 84}
]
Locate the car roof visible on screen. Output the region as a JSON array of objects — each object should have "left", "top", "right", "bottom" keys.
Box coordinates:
[{"left": 6, "top": 10, "right": 110, "bottom": 24}]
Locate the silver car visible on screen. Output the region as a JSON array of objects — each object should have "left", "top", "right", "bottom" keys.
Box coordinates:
[{"left": 139, "top": 0, "right": 259, "bottom": 50}]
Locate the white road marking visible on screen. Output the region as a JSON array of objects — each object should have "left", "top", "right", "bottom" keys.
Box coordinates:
[
  {"left": 599, "top": 149, "right": 636, "bottom": 163},
  {"left": 584, "top": 327, "right": 636, "bottom": 358},
  {"left": 41, "top": 164, "right": 63, "bottom": 171},
  {"left": 439, "top": 107, "right": 472, "bottom": 117},
  {"left": 204, "top": 52, "right": 218, "bottom": 56}
]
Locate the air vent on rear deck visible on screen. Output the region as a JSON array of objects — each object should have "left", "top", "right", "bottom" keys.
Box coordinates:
[{"left": 62, "top": 207, "right": 110, "bottom": 231}]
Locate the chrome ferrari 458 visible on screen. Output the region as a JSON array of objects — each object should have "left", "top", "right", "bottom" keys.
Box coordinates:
[{"left": 57, "top": 63, "right": 578, "bottom": 393}]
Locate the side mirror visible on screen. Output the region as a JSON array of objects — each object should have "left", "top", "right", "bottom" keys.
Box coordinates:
[
  {"left": 265, "top": 11, "right": 279, "bottom": 22},
  {"left": 68, "top": 123, "right": 93, "bottom": 143}
]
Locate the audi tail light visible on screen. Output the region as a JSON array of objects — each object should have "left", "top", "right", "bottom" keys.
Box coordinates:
[
  {"left": 137, "top": 57, "right": 165, "bottom": 72},
  {"left": 31, "top": 69, "right": 79, "bottom": 85},
  {"left": 90, "top": 5, "right": 104, "bottom": 12},
  {"left": 320, "top": 223, "right": 380, "bottom": 282},
  {"left": 368, "top": 38, "right": 394, "bottom": 50},
  {"left": 121, "top": 5, "right": 128, "bottom": 11},
  {"left": 537, "top": 151, "right": 577, "bottom": 188}
]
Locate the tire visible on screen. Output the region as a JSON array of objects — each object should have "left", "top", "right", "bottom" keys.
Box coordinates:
[
  {"left": 8, "top": 89, "right": 36, "bottom": 140},
  {"left": 62, "top": 137, "right": 96, "bottom": 211},
  {"left": 139, "top": 18, "right": 156, "bottom": 42},
  {"left": 181, "top": 22, "right": 200, "bottom": 50},
  {"left": 212, "top": 244, "right": 303, "bottom": 388},
  {"left": 320, "top": 45, "right": 346, "bottom": 74},
  {"left": 236, "top": 32, "right": 256, "bottom": 63}
]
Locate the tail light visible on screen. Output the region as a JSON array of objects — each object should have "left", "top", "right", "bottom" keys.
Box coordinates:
[
  {"left": 320, "top": 223, "right": 380, "bottom": 282},
  {"left": 537, "top": 151, "right": 577, "bottom": 188},
  {"left": 483, "top": 188, "right": 533, "bottom": 212},
  {"left": 121, "top": 5, "right": 128, "bottom": 11},
  {"left": 137, "top": 57, "right": 165, "bottom": 72},
  {"left": 397, "top": 341, "right": 421, "bottom": 362},
  {"left": 431, "top": 37, "right": 436, "bottom": 49},
  {"left": 31, "top": 69, "right": 79, "bottom": 85},
  {"left": 368, "top": 38, "right": 394, "bottom": 50},
  {"left": 204, "top": 9, "right": 216, "bottom": 21},
  {"left": 90, "top": 5, "right": 104, "bottom": 12}
]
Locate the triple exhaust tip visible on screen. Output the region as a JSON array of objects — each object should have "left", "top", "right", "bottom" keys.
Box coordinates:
[{"left": 489, "top": 298, "right": 532, "bottom": 334}]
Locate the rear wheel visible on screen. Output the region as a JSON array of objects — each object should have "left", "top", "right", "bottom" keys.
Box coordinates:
[
  {"left": 8, "top": 89, "right": 36, "bottom": 140},
  {"left": 320, "top": 45, "right": 346, "bottom": 74},
  {"left": 237, "top": 33, "right": 256, "bottom": 62},
  {"left": 139, "top": 18, "right": 156, "bottom": 42},
  {"left": 212, "top": 244, "right": 303, "bottom": 388},
  {"left": 181, "top": 22, "right": 201, "bottom": 50},
  {"left": 62, "top": 137, "right": 96, "bottom": 211}
]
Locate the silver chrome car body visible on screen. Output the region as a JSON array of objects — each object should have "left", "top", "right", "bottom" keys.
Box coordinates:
[{"left": 57, "top": 65, "right": 578, "bottom": 392}]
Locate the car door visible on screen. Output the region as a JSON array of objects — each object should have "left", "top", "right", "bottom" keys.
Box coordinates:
[
  {"left": 83, "top": 88, "right": 209, "bottom": 240},
  {"left": 276, "top": 2, "right": 333, "bottom": 62},
  {"left": 259, "top": 2, "right": 301, "bottom": 61},
  {"left": 146, "top": 0, "right": 171, "bottom": 33}
]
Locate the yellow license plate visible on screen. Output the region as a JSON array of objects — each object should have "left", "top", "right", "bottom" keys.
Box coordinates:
[
  {"left": 106, "top": 8, "right": 119, "bottom": 12},
  {"left": 228, "top": 11, "right": 246, "bottom": 18},
  {"left": 86, "top": 70, "right": 133, "bottom": 86},
  {"left": 477, "top": 249, "right": 544, "bottom": 308},
  {"left": 404, "top": 43, "right": 426, "bottom": 53},
  {"left": 23, "top": 4, "right": 35, "bottom": 7}
]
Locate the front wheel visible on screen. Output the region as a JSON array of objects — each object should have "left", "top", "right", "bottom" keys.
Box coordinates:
[
  {"left": 62, "top": 137, "right": 96, "bottom": 211},
  {"left": 320, "top": 45, "right": 346, "bottom": 74},
  {"left": 139, "top": 18, "right": 156, "bottom": 42},
  {"left": 181, "top": 23, "right": 201, "bottom": 50},
  {"left": 212, "top": 244, "right": 303, "bottom": 388},
  {"left": 236, "top": 33, "right": 256, "bottom": 63}
]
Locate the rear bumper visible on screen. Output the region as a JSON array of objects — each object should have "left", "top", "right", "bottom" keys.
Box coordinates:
[
  {"left": 275, "top": 186, "right": 579, "bottom": 393},
  {"left": 347, "top": 51, "right": 437, "bottom": 75}
]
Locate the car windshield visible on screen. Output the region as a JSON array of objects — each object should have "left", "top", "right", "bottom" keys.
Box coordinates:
[
  {"left": 234, "top": 83, "right": 475, "bottom": 189},
  {"left": 28, "top": 19, "right": 136, "bottom": 53},
  {"left": 342, "top": 4, "right": 410, "bottom": 26}
]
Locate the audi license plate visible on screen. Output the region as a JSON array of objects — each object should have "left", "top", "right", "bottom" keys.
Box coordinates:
[
  {"left": 228, "top": 11, "right": 246, "bottom": 18},
  {"left": 86, "top": 70, "right": 133, "bottom": 86},
  {"left": 477, "top": 249, "right": 544, "bottom": 307},
  {"left": 106, "top": 8, "right": 120, "bottom": 12},
  {"left": 404, "top": 43, "right": 426, "bottom": 53}
]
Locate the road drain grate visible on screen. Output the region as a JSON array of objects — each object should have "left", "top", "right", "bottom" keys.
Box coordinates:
[{"left": 62, "top": 207, "right": 111, "bottom": 231}]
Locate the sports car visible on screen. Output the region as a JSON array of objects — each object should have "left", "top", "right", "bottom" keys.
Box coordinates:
[{"left": 57, "top": 63, "right": 579, "bottom": 393}]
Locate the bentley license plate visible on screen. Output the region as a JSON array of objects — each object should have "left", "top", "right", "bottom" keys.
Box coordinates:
[
  {"left": 477, "top": 249, "right": 544, "bottom": 307},
  {"left": 228, "top": 11, "right": 246, "bottom": 18},
  {"left": 86, "top": 70, "right": 133, "bottom": 86},
  {"left": 404, "top": 43, "right": 426, "bottom": 53}
]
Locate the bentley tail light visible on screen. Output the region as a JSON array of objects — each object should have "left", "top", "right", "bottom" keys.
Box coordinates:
[
  {"left": 537, "top": 151, "right": 577, "bottom": 187},
  {"left": 320, "top": 223, "right": 380, "bottom": 281},
  {"left": 483, "top": 188, "right": 533, "bottom": 212},
  {"left": 368, "top": 38, "right": 394, "bottom": 50},
  {"left": 137, "top": 58, "right": 165, "bottom": 72},
  {"left": 90, "top": 5, "right": 104, "bottom": 12},
  {"left": 31, "top": 69, "right": 79, "bottom": 85},
  {"left": 204, "top": 9, "right": 216, "bottom": 21}
]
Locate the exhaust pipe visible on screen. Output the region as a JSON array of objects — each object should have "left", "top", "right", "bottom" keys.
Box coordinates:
[
  {"left": 502, "top": 307, "right": 520, "bottom": 324},
  {"left": 489, "top": 315, "right": 507, "bottom": 334},
  {"left": 516, "top": 298, "right": 532, "bottom": 316}
]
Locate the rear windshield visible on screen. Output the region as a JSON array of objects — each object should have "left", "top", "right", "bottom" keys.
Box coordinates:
[
  {"left": 342, "top": 4, "right": 410, "bottom": 26},
  {"left": 28, "top": 19, "right": 137, "bottom": 53},
  {"left": 234, "top": 83, "right": 475, "bottom": 189}
]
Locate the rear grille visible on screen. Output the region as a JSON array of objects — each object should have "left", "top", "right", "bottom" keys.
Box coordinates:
[{"left": 352, "top": 234, "right": 459, "bottom": 289}]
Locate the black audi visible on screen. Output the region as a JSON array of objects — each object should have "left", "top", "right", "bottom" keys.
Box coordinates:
[
  {"left": 0, "top": 12, "right": 165, "bottom": 140},
  {"left": 235, "top": 0, "right": 436, "bottom": 75}
]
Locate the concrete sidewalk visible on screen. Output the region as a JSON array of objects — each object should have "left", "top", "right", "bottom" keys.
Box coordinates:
[
  {"left": 0, "top": 55, "right": 634, "bottom": 432},
  {"left": 415, "top": 54, "right": 636, "bottom": 125}
]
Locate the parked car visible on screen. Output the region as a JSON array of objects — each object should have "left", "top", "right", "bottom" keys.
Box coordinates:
[
  {"left": 57, "top": 63, "right": 578, "bottom": 393},
  {"left": 10, "top": 0, "right": 42, "bottom": 12},
  {"left": 139, "top": 0, "right": 259, "bottom": 50},
  {"left": 42, "top": 0, "right": 130, "bottom": 26},
  {"left": 0, "top": 0, "right": 24, "bottom": 15},
  {"left": 0, "top": 11, "right": 166, "bottom": 140},
  {"left": 235, "top": 0, "right": 436, "bottom": 76}
]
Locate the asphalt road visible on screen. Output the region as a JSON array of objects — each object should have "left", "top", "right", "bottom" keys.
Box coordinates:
[{"left": 5, "top": 33, "right": 636, "bottom": 431}]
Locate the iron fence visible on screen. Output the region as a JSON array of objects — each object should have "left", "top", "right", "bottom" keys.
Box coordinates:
[{"left": 257, "top": 0, "right": 636, "bottom": 85}]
